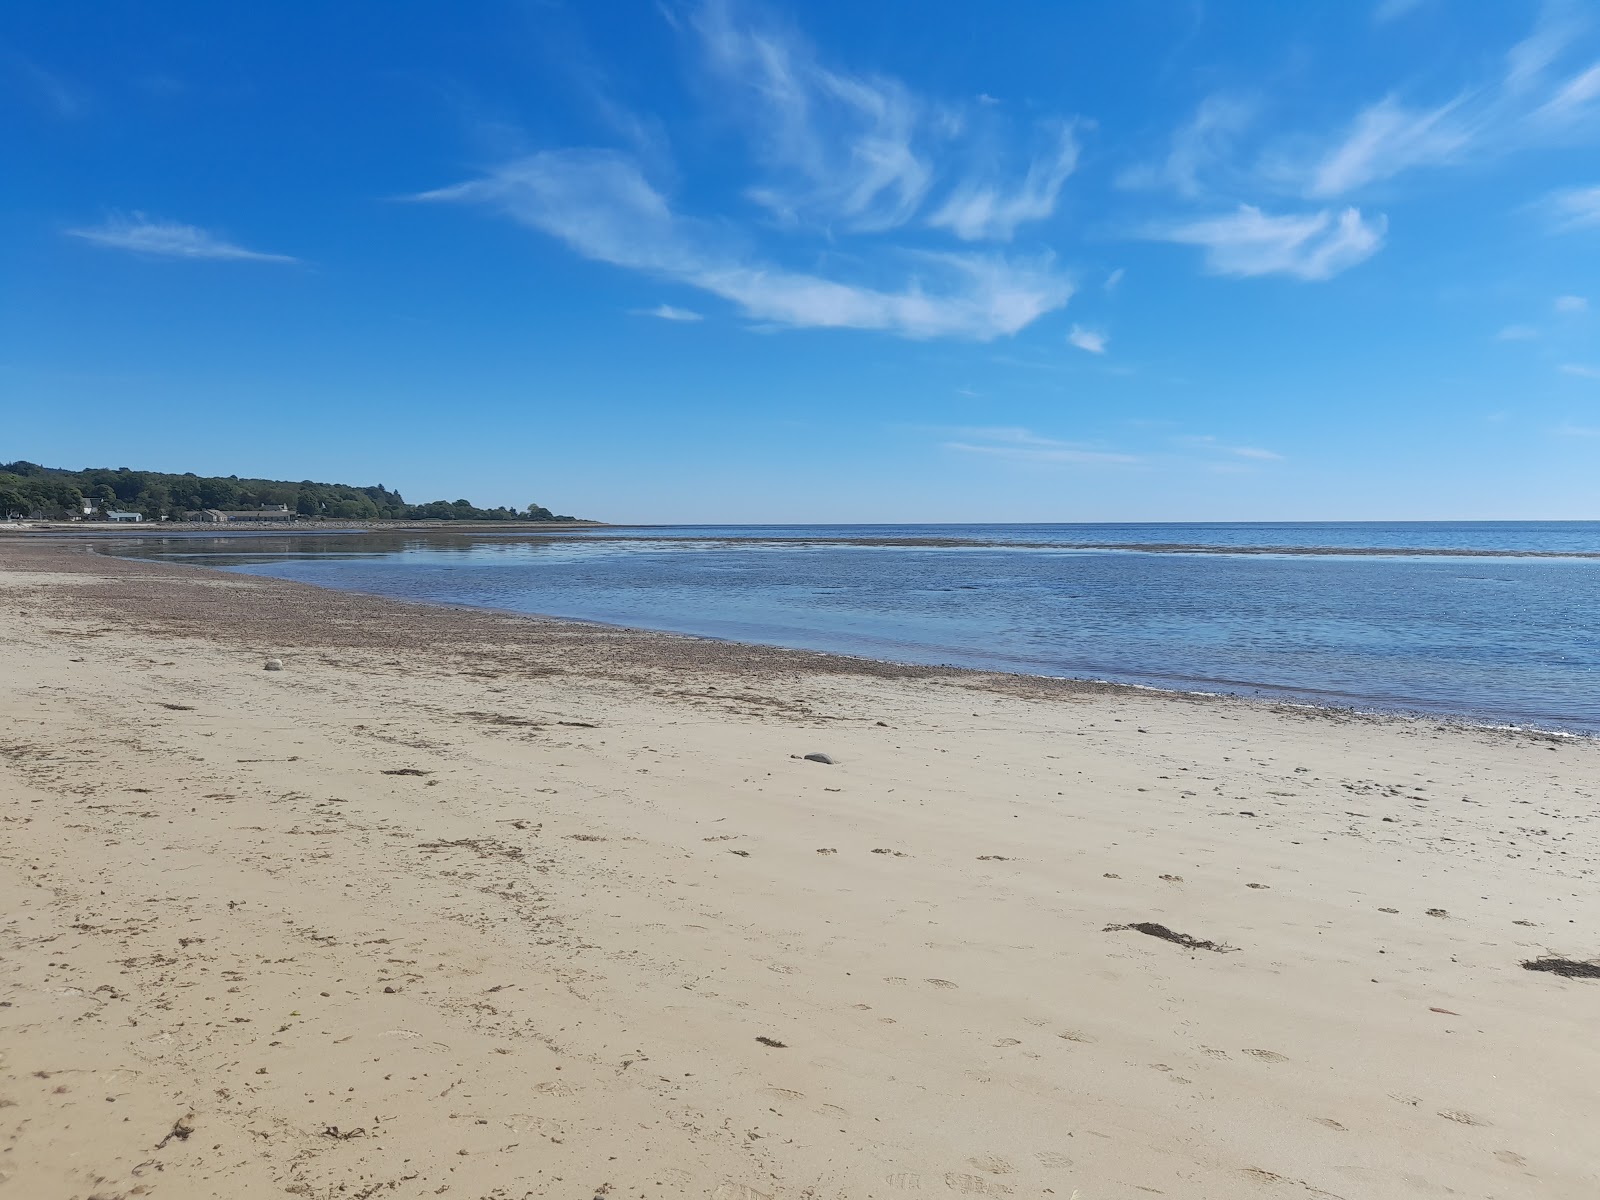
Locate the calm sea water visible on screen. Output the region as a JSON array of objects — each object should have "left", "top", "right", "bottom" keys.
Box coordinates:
[{"left": 111, "top": 522, "right": 1600, "bottom": 733}]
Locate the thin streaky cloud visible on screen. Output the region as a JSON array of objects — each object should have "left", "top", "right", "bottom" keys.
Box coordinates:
[
  {"left": 1554, "top": 422, "right": 1600, "bottom": 436},
  {"left": 634, "top": 303, "right": 704, "bottom": 321},
  {"left": 1300, "top": 94, "right": 1472, "bottom": 199},
  {"left": 1495, "top": 324, "right": 1540, "bottom": 341},
  {"left": 692, "top": 0, "right": 932, "bottom": 233},
  {"left": 926, "top": 120, "right": 1080, "bottom": 241},
  {"left": 1104, "top": 267, "right": 1125, "bottom": 290},
  {"left": 1373, "top": 0, "right": 1426, "bottom": 23},
  {"left": 1554, "top": 294, "right": 1589, "bottom": 313},
  {"left": 1178, "top": 434, "right": 1284, "bottom": 461},
  {"left": 1242, "top": 10, "right": 1598, "bottom": 200},
  {"left": 690, "top": 0, "right": 1079, "bottom": 240},
  {"left": 1535, "top": 60, "right": 1600, "bottom": 122},
  {"left": 7, "top": 52, "right": 88, "bottom": 118},
  {"left": 1560, "top": 363, "right": 1600, "bottom": 378},
  {"left": 1118, "top": 93, "right": 1255, "bottom": 199},
  {"left": 422, "top": 150, "right": 1072, "bottom": 340},
  {"left": 1540, "top": 183, "right": 1600, "bottom": 230},
  {"left": 67, "top": 213, "right": 298, "bottom": 262},
  {"left": 1148, "top": 205, "right": 1384, "bottom": 281},
  {"left": 945, "top": 440, "right": 1142, "bottom": 466},
  {"left": 1067, "top": 325, "right": 1107, "bottom": 354}
]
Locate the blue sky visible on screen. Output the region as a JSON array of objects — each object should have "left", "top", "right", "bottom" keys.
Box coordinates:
[{"left": 4, "top": 0, "right": 1599, "bottom": 521}]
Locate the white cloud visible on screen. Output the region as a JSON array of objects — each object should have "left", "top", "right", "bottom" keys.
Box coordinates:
[
  {"left": 1119, "top": 94, "right": 1255, "bottom": 199},
  {"left": 1178, "top": 434, "right": 1284, "bottom": 461},
  {"left": 634, "top": 303, "right": 704, "bottom": 321},
  {"left": 423, "top": 150, "right": 1072, "bottom": 340},
  {"left": 1541, "top": 183, "right": 1600, "bottom": 230},
  {"left": 943, "top": 426, "right": 1140, "bottom": 465},
  {"left": 1104, "top": 267, "right": 1125, "bottom": 290},
  {"left": 1555, "top": 294, "right": 1589, "bottom": 313},
  {"left": 1300, "top": 95, "right": 1472, "bottom": 198},
  {"left": 1373, "top": 0, "right": 1426, "bottom": 23},
  {"left": 1560, "top": 363, "right": 1600, "bottom": 378},
  {"left": 690, "top": 0, "right": 1076, "bottom": 240},
  {"left": 927, "top": 121, "right": 1080, "bottom": 241},
  {"left": 1495, "top": 324, "right": 1540, "bottom": 341},
  {"left": 66, "top": 213, "right": 296, "bottom": 262},
  {"left": 1067, "top": 325, "right": 1107, "bottom": 354},
  {"left": 692, "top": 0, "right": 931, "bottom": 233},
  {"left": 1536, "top": 60, "right": 1600, "bottom": 123},
  {"left": 8, "top": 52, "right": 88, "bottom": 118},
  {"left": 1555, "top": 422, "right": 1600, "bottom": 436},
  {"left": 1150, "top": 205, "right": 1385, "bottom": 280},
  {"left": 1247, "top": 11, "right": 1600, "bottom": 200}
]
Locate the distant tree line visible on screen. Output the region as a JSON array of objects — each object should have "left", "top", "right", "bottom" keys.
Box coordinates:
[{"left": 0, "top": 460, "right": 577, "bottom": 523}]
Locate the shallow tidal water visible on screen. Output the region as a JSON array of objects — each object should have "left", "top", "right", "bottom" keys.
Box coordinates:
[{"left": 112, "top": 522, "right": 1600, "bottom": 733}]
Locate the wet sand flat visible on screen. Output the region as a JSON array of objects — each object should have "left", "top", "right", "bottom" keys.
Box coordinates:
[{"left": 1, "top": 539, "right": 1597, "bottom": 1199}]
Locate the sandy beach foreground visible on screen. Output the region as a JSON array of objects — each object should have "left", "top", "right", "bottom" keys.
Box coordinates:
[{"left": 1, "top": 540, "right": 1596, "bottom": 1200}]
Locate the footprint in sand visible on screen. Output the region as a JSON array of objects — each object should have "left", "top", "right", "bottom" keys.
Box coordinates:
[
  {"left": 1494, "top": 1150, "right": 1527, "bottom": 1167},
  {"left": 1439, "top": 1109, "right": 1490, "bottom": 1127},
  {"left": 1311, "top": 1117, "right": 1346, "bottom": 1131},
  {"left": 1242, "top": 1049, "right": 1288, "bottom": 1063},
  {"left": 993, "top": 1037, "right": 1021, "bottom": 1047},
  {"left": 1057, "top": 1030, "right": 1097, "bottom": 1044},
  {"left": 763, "top": 1086, "right": 805, "bottom": 1101},
  {"left": 925, "top": 978, "right": 958, "bottom": 989},
  {"left": 884, "top": 976, "right": 908, "bottom": 986},
  {"left": 1035, "top": 1151, "right": 1074, "bottom": 1169},
  {"left": 967, "top": 1154, "right": 1014, "bottom": 1175},
  {"left": 885, "top": 1173, "right": 926, "bottom": 1190},
  {"left": 943, "top": 1173, "right": 1013, "bottom": 1195},
  {"left": 713, "top": 1186, "right": 773, "bottom": 1200}
]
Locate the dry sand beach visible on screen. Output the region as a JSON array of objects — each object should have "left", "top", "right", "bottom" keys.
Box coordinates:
[{"left": 2, "top": 538, "right": 1597, "bottom": 1200}]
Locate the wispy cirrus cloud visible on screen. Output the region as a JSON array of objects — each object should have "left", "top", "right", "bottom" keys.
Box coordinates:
[
  {"left": 1148, "top": 205, "right": 1385, "bottom": 281},
  {"left": 1296, "top": 95, "right": 1474, "bottom": 198},
  {"left": 634, "top": 303, "right": 704, "bottom": 321},
  {"left": 1273, "top": 10, "right": 1600, "bottom": 199},
  {"left": 927, "top": 121, "right": 1081, "bottom": 241},
  {"left": 942, "top": 426, "right": 1142, "bottom": 465},
  {"left": 1555, "top": 293, "right": 1589, "bottom": 313},
  {"left": 6, "top": 51, "right": 88, "bottom": 118},
  {"left": 1118, "top": 94, "right": 1256, "bottom": 199},
  {"left": 693, "top": 0, "right": 932, "bottom": 233},
  {"left": 1067, "top": 325, "right": 1107, "bottom": 354},
  {"left": 1178, "top": 434, "right": 1284, "bottom": 461},
  {"left": 422, "top": 150, "right": 1070, "bottom": 340},
  {"left": 1373, "top": 0, "right": 1427, "bottom": 23},
  {"left": 1124, "top": 4, "right": 1600, "bottom": 265},
  {"left": 424, "top": 1, "right": 1083, "bottom": 341},
  {"left": 66, "top": 213, "right": 297, "bottom": 262},
  {"left": 1560, "top": 362, "right": 1600, "bottom": 378},
  {"left": 1496, "top": 323, "right": 1540, "bottom": 341},
  {"left": 692, "top": 0, "right": 1080, "bottom": 242},
  {"left": 1539, "top": 183, "right": 1600, "bottom": 229}
]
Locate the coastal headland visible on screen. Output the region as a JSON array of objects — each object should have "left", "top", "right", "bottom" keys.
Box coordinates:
[{"left": 1, "top": 538, "right": 1596, "bottom": 1199}]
